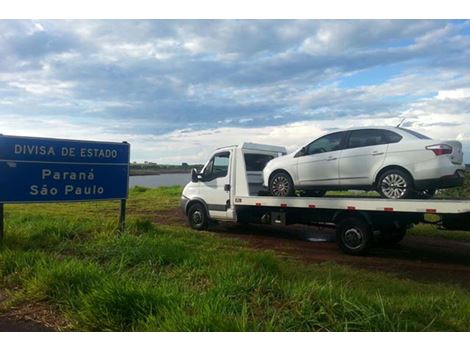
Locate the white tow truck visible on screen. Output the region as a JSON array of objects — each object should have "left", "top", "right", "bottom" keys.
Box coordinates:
[{"left": 180, "top": 142, "right": 470, "bottom": 255}]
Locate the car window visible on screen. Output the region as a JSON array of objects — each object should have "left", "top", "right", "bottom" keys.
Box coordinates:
[
  {"left": 306, "top": 132, "right": 345, "bottom": 155},
  {"left": 348, "top": 129, "right": 387, "bottom": 148},
  {"left": 244, "top": 153, "right": 274, "bottom": 172},
  {"left": 398, "top": 128, "right": 431, "bottom": 140},
  {"left": 204, "top": 152, "right": 230, "bottom": 180}
]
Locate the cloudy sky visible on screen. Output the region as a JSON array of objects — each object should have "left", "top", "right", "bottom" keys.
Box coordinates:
[{"left": 1, "top": 19, "right": 470, "bottom": 163}]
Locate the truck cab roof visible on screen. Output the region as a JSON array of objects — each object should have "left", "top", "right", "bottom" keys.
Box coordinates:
[{"left": 215, "top": 142, "right": 286, "bottom": 154}]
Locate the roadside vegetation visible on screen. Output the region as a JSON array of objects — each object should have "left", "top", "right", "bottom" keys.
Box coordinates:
[
  {"left": 1, "top": 186, "right": 470, "bottom": 331},
  {"left": 439, "top": 169, "right": 470, "bottom": 198}
]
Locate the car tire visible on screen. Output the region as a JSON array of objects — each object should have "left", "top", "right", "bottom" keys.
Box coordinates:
[
  {"left": 377, "top": 169, "right": 413, "bottom": 199},
  {"left": 336, "top": 217, "right": 373, "bottom": 255},
  {"left": 187, "top": 203, "right": 208, "bottom": 230},
  {"left": 302, "top": 190, "right": 326, "bottom": 197},
  {"left": 269, "top": 171, "right": 295, "bottom": 197}
]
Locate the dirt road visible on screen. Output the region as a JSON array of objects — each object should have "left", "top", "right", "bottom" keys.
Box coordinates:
[
  {"left": 0, "top": 316, "right": 52, "bottom": 332},
  {"left": 158, "top": 208, "right": 470, "bottom": 289}
]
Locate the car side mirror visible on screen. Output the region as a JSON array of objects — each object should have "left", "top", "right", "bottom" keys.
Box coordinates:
[
  {"left": 295, "top": 146, "right": 307, "bottom": 158},
  {"left": 191, "top": 168, "right": 199, "bottom": 183}
]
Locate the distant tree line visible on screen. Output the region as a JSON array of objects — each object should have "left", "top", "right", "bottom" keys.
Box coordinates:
[
  {"left": 130, "top": 162, "right": 203, "bottom": 170},
  {"left": 129, "top": 162, "right": 204, "bottom": 175}
]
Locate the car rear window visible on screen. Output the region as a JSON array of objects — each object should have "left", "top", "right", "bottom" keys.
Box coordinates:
[
  {"left": 244, "top": 154, "right": 274, "bottom": 171},
  {"left": 383, "top": 130, "right": 403, "bottom": 143},
  {"left": 398, "top": 128, "right": 431, "bottom": 140}
]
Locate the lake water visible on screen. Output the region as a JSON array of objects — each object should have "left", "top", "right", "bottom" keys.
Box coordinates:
[{"left": 129, "top": 173, "right": 190, "bottom": 188}]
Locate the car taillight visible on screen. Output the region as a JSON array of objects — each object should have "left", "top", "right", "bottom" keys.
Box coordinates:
[{"left": 426, "top": 144, "right": 453, "bottom": 156}]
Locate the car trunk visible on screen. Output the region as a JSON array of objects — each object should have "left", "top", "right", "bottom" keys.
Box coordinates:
[{"left": 443, "top": 140, "right": 464, "bottom": 165}]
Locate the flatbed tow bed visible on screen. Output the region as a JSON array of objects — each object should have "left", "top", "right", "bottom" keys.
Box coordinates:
[
  {"left": 181, "top": 142, "right": 470, "bottom": 255},
  {"left": 235, "top": 196, "right": 470, "bottom": 214}
]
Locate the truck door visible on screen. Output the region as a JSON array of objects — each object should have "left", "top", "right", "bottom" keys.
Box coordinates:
[{"left": 199, "top": 151, "right": 231, "bottom": 219}]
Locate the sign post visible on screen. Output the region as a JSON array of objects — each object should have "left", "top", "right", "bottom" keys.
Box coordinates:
[
  {"left": 119, "top": 199, "right": 126, "bottom": 234},
  {"left": 0, "top": 135, "right": 130, "bottom": 241},
  {"left": 0, "top": 203, "right": 3, "bottom": 243}
]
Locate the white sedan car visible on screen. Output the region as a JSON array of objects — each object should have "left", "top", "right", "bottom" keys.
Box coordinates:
[{"left": 263, "top": 126, "right": 465, "bottom": 199}]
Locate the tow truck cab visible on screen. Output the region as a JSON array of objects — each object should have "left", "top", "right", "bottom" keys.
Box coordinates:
[{"left": 181, "top": 142, "right": 286, "bottom": 221}]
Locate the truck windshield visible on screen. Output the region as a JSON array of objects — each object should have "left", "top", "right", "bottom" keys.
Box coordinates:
[{"left": 244, "top": 153, "right": 274, "bottom": 172}]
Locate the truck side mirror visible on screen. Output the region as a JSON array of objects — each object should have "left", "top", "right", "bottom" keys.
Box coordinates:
[{"left": 191, "top": 168, "right": 199, "bottom": 183}]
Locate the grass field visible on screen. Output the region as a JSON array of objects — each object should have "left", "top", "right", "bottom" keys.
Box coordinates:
[{"left": 1, "top": 186, "right": 470, "bottom": 331}]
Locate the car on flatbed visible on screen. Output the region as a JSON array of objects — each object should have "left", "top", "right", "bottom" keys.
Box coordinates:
[{"left": 262, "top": 126, "right": 465, "bottom": 199}]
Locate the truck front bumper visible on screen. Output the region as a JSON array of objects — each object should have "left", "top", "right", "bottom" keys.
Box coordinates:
[{"left": 180, "top": 195, "right": 190, "bottom": 214}]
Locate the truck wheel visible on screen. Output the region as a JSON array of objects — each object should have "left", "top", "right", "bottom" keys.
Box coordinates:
[
  {"left": 377, "top": 169, "right": 413, "bottom": 199},
  {"left": 336, "top": 217, "right": 373, "bottom": 255},
  {"left": 187, "top": 203, "right": 208, "bottom": 230},
  {"left": 378, "top": 227, "right": 406, "bottom": 246},
  {"left": 269, "top": 171, "right": 295, "bottom": 197}
]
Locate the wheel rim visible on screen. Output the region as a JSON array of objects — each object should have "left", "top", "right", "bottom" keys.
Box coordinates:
[
  {"left": 192, "top": 210, "right": 203, "bottom": 225},
  {"left": 381, "top": 173, "right": 407, "bottom": 199},
  {"left": 271, "top": 175, "right": 291, "bottom": 196},
  {"left": 343, "top": 228, "right": 364, "bottom": 250}
]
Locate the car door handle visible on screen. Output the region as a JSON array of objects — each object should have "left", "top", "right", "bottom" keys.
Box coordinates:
[
  {"left": 371, "top": 151, "right": 384, "bottom": 156},
  {"left": 327, "top": 157, "right": 337, "bottom": 161}
]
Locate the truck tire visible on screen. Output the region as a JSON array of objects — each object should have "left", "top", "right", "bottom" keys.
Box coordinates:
[
  {"left": 269, "top": 171, "right": 295, "bottom": 197},
  {"left": 378, "top": 227, "right": 406, "bottom": 246},
  {"left": 336, "top": 217, "right": 373, "bottom": 255},
  {"left": 187, "top": 203, "right": 208, "bottom": 230}
]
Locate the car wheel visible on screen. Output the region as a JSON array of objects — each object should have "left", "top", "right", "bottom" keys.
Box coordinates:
[
  {"left": 302, "top": 190, "right": 326, "bottom": 197},
  {"left": 269, "top": 171, "right": 295, "bottom": 197},
  {"left": 336, "top": 217, "right": 373, "bottom": 255},
  {"left": 187, "top": 203, "right": 208, "bottom": 230},
  {"left": 377, "top": 169, "right": 413, "bottom": 199}
]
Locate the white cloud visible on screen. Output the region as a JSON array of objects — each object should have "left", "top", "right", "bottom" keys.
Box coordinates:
[
  {"left": 300, "top": 28, "right": 334, "bottom": 54},
  {"left": 33, "top": 23, "right": 45, "bottom": 32},
  {"left": 437, "top": 88, "right": 470, "bottom": 100},
  {"left": 8, "top": 80, "right": 75, "bottom": 95}
]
